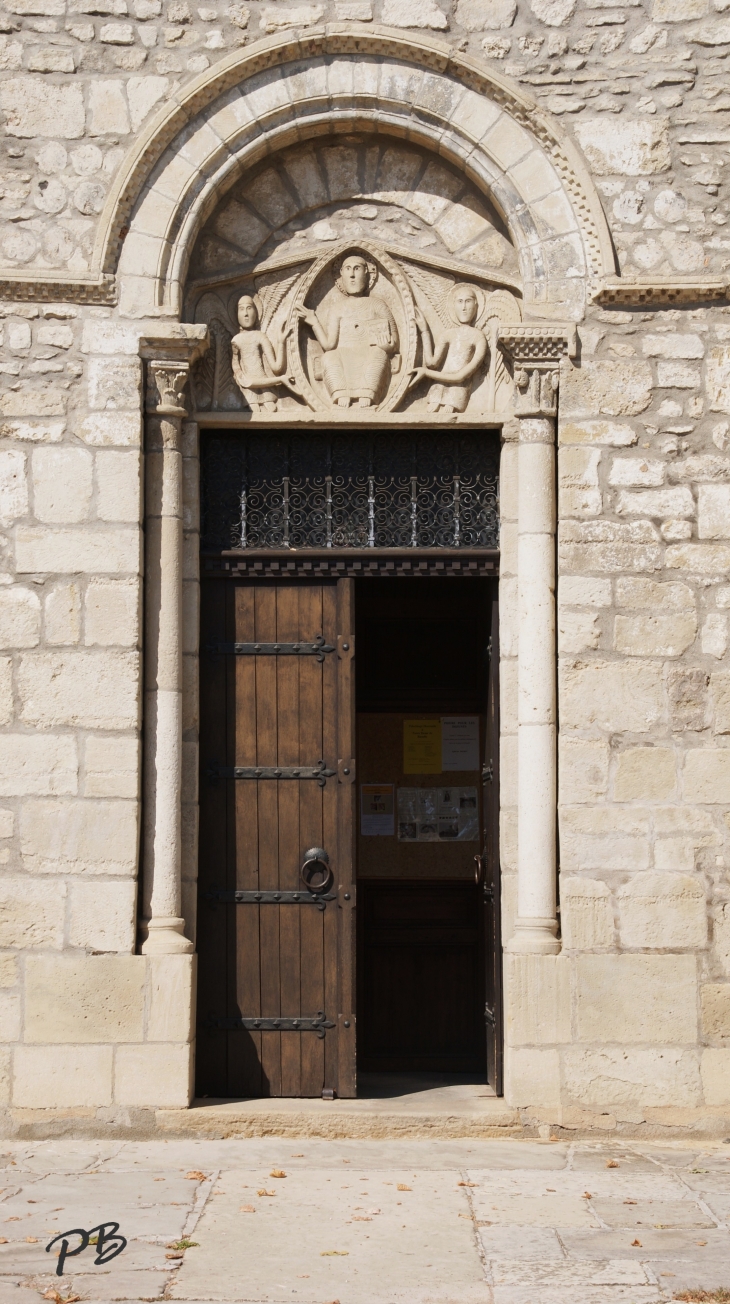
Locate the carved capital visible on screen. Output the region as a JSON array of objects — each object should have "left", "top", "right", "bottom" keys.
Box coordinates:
[
  {"left": 146, "top": 360, "right": 190, "bottom": 417},
  {"left": 513, "top": 365, "right": 559, "bottom": 419}
]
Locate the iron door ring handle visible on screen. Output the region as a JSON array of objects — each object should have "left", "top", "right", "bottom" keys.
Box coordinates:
[
  {"left": 301, "top": 847, "right": 333, "bottom": 895},
  {"left": 474, "top": 854, "right": 484, "bottom": 886}
]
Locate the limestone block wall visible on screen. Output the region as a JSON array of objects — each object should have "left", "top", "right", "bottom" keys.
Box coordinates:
[
  {"left": 0, "top": 0, "right": 728, "bottom": 1126},
  {"left": 503, "top": 323, "right": 730, "bottom": 1130}
]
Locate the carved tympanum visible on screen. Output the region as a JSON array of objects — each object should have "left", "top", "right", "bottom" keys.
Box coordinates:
[{"left": 188, "top": 238, "right": 523, "bottom": 420}]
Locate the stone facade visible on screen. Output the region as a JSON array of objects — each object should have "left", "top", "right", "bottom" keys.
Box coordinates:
[{"left": 0, "top": 0, "right": 727, "bottom": 1132}]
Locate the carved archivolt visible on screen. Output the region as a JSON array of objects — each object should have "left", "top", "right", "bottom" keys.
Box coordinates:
[{"left": 189, "top": 239, "right": 522, "bottom": 421}]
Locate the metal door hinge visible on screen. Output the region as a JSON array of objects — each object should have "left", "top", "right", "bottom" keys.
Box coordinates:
[
  {"left": 482, "top": 762, "right": 493, "bottom": 782},
  {"left": 338, "top": 758, "right": 356, "bottom": 784},
  {"left": 208, "top": 760, "right": 336, "bottom": 786},
  {"left": 207, "top": 636, "right": 334, "bottom": 661},
  {"left": 484, "top": 1004, "right": 496, "bottom": 1027},
  {"left": 203, "top": 888, "right": 335, "bottom": 910},
  {"left": 207, "top": 1012, "right": 335, "bottom": 1037}
]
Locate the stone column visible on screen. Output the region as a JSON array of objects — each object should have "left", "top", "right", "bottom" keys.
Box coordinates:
[
  {"left": 139, "top": 346, "right": 200, "bottom": 955},
  {"left": 500, "top": 330, "right": 573, "bottom": 956}
]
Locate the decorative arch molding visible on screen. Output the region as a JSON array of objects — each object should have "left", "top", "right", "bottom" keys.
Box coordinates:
[{"left": 97, "top": 26, "right": 617, "bottom": 321}]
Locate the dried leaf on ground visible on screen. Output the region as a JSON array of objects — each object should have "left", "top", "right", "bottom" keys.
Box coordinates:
[
  {"left": 625, "top": 1199, "right": 637, "bottom": 1205},
  {"left": 397, "top": 1184, "right": 412, "bottom": 1191},
  {"left": 352, "top": 1216, "right": 371, "bottom": 1222},
  {"left": 240, "top": 1205, "right": 256, "bottom": 1213},
  {"left": 270, "top": 1170, "right": 287, "bottom": 1178},
  {"left": 458, "top": 1181, "right": 477, "bottom": 1187},
  {"left": 320, "top": 1250, "right": 349, "bottom": 1256},
  {"left": 185, "top": 1171, "right": 207, "bottom": 1181},
  {"left": 632, "top": 1239, "right": 642, "bottom": 1247},
  {"left": 258, "top": 1189, "right": 275, "bottom": 1197},
  {"left": 674, "top": 1293, "right": 730, "bottom": 1303},
  {"left": 25, "top": 1236, "right": 38, "bottom": 1243},
  {"left": 606, "top": 1160, "right": 620, "bottom": 1168},
  {"left": 43, "top": 1292, "right": 80, "bottom": 1304}
]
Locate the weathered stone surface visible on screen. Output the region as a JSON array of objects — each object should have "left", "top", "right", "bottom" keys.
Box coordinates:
[
  {"left": 574, "top": 118, "right": 671, "bottom": 176},
  {"left": 618, "top": 873, "right": 707, "bottom": 950},
  {"left": 0, "top": 449, "right": 28, "bottom": 524},
  {"left": 698, "top": 485, "right": 730, "bottom": 539},
  {"left": 711, "top": 671, "right": 730, "bottom": 733},
  {"left": 574, "top": 954, "right": 698, "bottom": 1043},
  {"left": 559, "top": 739, "right": 609, "bottom": 802},
  {"left": 0, "top": 878, "right": 65, "bottom": 948},
  {"left": 560, "top": 362, "right": 653, "bottom": 419},
  {"left": 559, "top": 876, "right": 614, "bottom": 951},
  {"left": 613, "top": 612, "right": 697, "bottom": 657},
  {"left": 614, "top": 748, "right": 676, "bottom": 801},
  {"left": 16, "top": 527, "right": 141, "bottom": 575},
  {"left": 456, "top": 0, "right": 516, "bottom": 29},
  {"left": 25, "top": 954, "right": 145, "bottom": 1042},
  {"left": 32, "top": 447, "right": 93, "bottom": 524},
  {"left": 0, "top": 588, "right": 40, "bottom": 648},
  {"left": 684, "top": 749, "right": 730, "bottom": 803},
  {"left": 44, "top": 582, "right": 81, "bottom": 646},
  {"left": 19, "top": 798, "right": 138, "bottom": 874},
  {"left": 68, "top": 879, "right": 137, "bottom": 952},
  {"left": 85, "top": 579, "right": 140, "bottom": 646},
  {"left": 0, "top": 78, "right": 84, "bottom": 138},
  {"left": 506, "top": 955, "right": 571, "bottom": 1045},
  {"left": 561, "top": 805, "right": 650, "bottom": 871},
  {"left": 84, "top": 734, "right": 139, "bottom": 798},
  {"left": 707, "top": 346, "right": 730, "bottom": 414},
  {"left": 700, "top": 983, "right": 730, "bottom": 1043},
  {"left": 17, "top": 651, "right": 140, "bottom": 729},
  {"left": 13, "top": 1045, "right": 113, "bottom": 1107},
  {"left": 504, "top": 1048, "right": 561, "bottom": 1108},
  {"left": 560, "top": 659, "right": 664, "bottom": 733},
  {"left": 114, "top": 1042, "right": 192, "bottom": 1107},
  {"left": 615, "top": 578, "right": 695, "bottom": 610},
  {"left": 564, "top": 1047, "right": 702, "bottom": 1109},
  {"left": 0, "top": 734, "right": 77, "bottom": 796},
  {"left": 701, "top": 1048, "right": 730, "bottom": 1104}
]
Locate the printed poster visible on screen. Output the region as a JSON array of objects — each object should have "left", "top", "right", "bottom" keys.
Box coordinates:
[
  {"left": 403, "top": 719, "right": 442, "bottom": 774},
  {"left": 360, "top": 784, "right": 395, "bottom": 836},
  {"left": 441, "top": 716, "right": 480, "bottom": 771},
  {"left": 397, "top": 787, "right": 479, "bottom": 842}
]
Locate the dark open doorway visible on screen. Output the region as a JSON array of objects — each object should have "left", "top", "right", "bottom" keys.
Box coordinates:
[{"left": 355, "top": 578, "right": 497, "bottom": 1085}]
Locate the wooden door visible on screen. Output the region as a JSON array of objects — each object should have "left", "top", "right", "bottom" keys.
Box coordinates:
[
  {"left": 481, "top": 592, "right": 503, "bottom": 1093},
  {"left": 197, "top": 577, "right": 356, "bottom": 1099}
]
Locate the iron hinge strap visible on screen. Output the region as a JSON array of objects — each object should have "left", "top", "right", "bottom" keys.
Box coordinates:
[
  {"left": 208, "top": 760, "right": 335, "bottom": 786},
  {"left": 204, "top": 888, "right": 335, "bottom": 910},
  {"left": 207, "top": 1013, "right": 335, "bottom": 1038},
  {"left": 484, "top": 1005, "right": 496, "bottom": 1027},
  {"left": 206, "top": 635, "right": 335, "bottom": 661}
]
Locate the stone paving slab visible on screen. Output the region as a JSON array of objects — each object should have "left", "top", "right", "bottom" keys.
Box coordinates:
[{"left": 0, "top": 1139, "right": 722, "bottom": 1303}]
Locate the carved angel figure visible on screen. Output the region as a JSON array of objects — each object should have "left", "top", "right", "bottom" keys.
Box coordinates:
[
  {"left": 408, "top": 282, "right": 487, "bottom": 414},
  {"left": 231, "top": 294, "right": 294, "bottom": 413},
  {"left": 298, "top": 252, "right": 399, "bottom": 409}
]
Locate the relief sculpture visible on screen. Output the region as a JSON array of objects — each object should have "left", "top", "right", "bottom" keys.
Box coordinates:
[
  {"left": 298, "top": 252, "right": 399, "bottom": 409},
  {"left": 188, "top": 237, "right": 522, "bottom": 421}
]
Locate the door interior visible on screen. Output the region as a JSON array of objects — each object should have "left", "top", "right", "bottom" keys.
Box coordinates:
[{"left": 355, "top": 578, "right": 496, "bottom": 1082}]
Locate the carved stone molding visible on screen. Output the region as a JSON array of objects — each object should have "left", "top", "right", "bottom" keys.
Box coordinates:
[
  {"left": 499, "top": 324, "right": 577, "bottom": 364},
  {"left": 593, "top": 276, "right": 728, "bottom": 308},
  {"left": 0, "top": 274, "right": 117, "bottom": 305}
]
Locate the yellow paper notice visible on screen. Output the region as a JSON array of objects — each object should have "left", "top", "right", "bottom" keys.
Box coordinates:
[{"left": 403, "top": 719, "right": 442, "bottom": 774}]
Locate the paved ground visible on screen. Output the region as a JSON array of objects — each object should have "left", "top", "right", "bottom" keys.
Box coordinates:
[{"left": 0, "top": 1137, "right": 727, "bottom": 1303}]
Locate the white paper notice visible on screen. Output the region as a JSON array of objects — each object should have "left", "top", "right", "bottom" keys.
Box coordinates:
[
  {"left": 360, "top": 784, "right": 395, "bottom": 836},
  {"left": 397, "top": 787, "right": 479, "bottom": 841},
  {"left": 441, "top": 716, "right": 480, "bottom": 771}
]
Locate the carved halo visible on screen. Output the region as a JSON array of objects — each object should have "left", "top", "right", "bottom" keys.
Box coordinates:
[{"left": 287, "top": 241, "right": 418, "bottom": 416}]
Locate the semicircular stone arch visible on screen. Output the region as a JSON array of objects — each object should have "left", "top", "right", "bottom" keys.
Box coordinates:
[{"left": 111, "top": 29, "right": 615, "bottom": 324}]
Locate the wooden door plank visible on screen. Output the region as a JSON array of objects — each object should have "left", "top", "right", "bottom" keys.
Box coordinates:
[
  {"left": 255, "top": 583, "right": 282, "bottom": 1097},
  {"left": 232, "top": 580, "right": 262, "bottom": 1097},
  {"left": 335, "top": 577, "right": 357, "bottom": 1098},
  {"left": 485, "top": 588, "right": 503, "bottom": 1094},
  {"left": 320, "top": 581, "right": 340, "bottom": 1096},
  {"left": 298, "top": 583, "right": 327, "bottom": 1097},
  {"left": 276, "top": 583, "right": 303, "bottom": 1098}
]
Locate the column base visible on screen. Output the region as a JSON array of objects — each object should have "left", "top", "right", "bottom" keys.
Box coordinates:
[
  {"left": 140, "top": 916, "right": 194, "bottom": 955},
  {"left": 506, "top": 917, "right": 560, "bottom": 955}
]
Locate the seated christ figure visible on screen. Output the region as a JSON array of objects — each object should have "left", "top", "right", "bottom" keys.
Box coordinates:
[{"left": 299, "top": 252, "right": 399, "bottom": 408}]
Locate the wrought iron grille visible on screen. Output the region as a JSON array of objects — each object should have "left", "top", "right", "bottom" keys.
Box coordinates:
[{"left": 200, "top": 431, "right": 499, "bottom": 551}]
